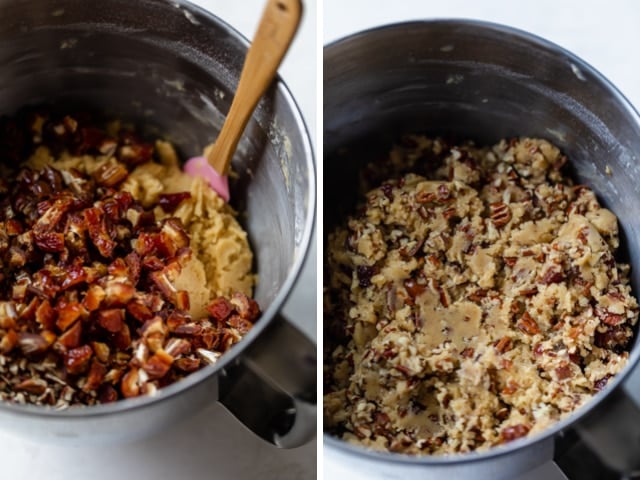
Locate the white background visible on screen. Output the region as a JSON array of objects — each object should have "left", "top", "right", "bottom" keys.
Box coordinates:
[
  {"left": 323, "top": 1, "right": 640, "bottom": 479},
  {"left": 0, "top": 1, "right": 317, "bottom": 479}
]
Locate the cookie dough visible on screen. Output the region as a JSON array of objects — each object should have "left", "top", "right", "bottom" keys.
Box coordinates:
[{"left": 324, "top": 136, "right": 638, "bottom": 455}]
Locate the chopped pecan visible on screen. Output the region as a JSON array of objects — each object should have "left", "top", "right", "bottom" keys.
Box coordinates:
[
  {"left": 174, "top": 357, "right": 200, "bottom": 372},
  {"left": 0, "top": 329, "right": 19, "bottom": 353},
  {"left": 143, "top": 350, "right": 173, "bottom": 380},
  {"left": 57, "top": 320, "right": 82, "bottom": 349},
  {"left": 84, "top": 207, "right": 116, "bottom": 258},
  {"left": 83, "top": 284, "right": 106, "bottom": 311},
  {"left": 460, "top": 347, "right": 474, "bottom": 358},
  {"left": 490, "top": 202, "right": 511, "bottom": 227},
  {"left": 91, "top": 341, "right": 110, "bottom": 363},
  {"left": 494, "top": 336, "right": 512, "bottom": 354},
  {"left": 227, "top": 315, "right": 253, "bottom": 335},
  {"left": 229, "top": 292, "right": 260, "bottom": 320},
  {"left": 501, "top": 424, "right": 530, "bottom": 442},
  {"left": 595, "top": 306, "right": 625, "bottom": 326},
  {"left": 83, "top": 360, "right": 106, "bottom": 393},
  {"left": 517, "top": 312, "right": 540, "bottom": 335},
  {"left": 15, "top": 378, "right": 48, "bottom": 395},
  {"left": 121, "top": 368, "right": 140, "bottom": 398}
]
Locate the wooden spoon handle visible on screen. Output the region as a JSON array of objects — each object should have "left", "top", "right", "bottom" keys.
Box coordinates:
[{"left": 207, "top": 0, "right": 303, "bottom": 175}]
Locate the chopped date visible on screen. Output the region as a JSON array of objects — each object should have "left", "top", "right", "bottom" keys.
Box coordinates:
[
  {"left": 594, "top": 325, "right": 630, "bottom": 350},
  {"left": 594, "top": 374, "right": 613, "bottom": 392},
  {"left": 57, "top": 320, "right": 82, "bottom": 349},
  {"left": 357, "top": 265, "right": 375, "bottom": 288},
  {"left": 117, "top": 142, "right": 154, "bottom": 166},
  {"left": 380, "top": 183, "right": 394, "bottom": 201},
  {"left": 490, "top": 202, "right": 511, "bottom": 227},
  {"left": 64, "top": 344, "right": 93, "bottom": 375},
  {"left": 517, "top": 312, "right": 540, "bottom": 335}
]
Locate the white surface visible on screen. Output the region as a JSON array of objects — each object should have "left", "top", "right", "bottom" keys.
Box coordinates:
[
  {"left": 323, "top": 0, "right": 640, "bottom": 479},
  {"left": 0, "top": 1, "right": 317, "bottom": 479}
]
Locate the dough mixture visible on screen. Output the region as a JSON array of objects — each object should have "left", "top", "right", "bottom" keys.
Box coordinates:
[{"left": 324, "top": 135, "right": 638, "bottom": 454}]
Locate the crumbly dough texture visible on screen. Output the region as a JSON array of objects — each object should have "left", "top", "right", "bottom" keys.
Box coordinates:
[
  {"left": 324, "top": 136, "right": 638, "bottom": 455},
  {"left": 28, "top": 141, "right": 255, "bottom": 319}
]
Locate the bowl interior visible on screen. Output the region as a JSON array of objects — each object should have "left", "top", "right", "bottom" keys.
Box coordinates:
[{"left": 324, "top": 19, "right": 640, "bottom": 465}]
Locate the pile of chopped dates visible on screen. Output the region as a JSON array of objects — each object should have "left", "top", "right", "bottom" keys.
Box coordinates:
[{"left": 0, "top": 112, "right": 260, "bottom": 407}]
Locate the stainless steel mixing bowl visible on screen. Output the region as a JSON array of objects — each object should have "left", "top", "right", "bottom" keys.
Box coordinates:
[
  {"left": 324, "top": 19, "right": 640, "bottom": 478},
  {"left": 0, "top": 0, "right": 316, "bottom": 448}
]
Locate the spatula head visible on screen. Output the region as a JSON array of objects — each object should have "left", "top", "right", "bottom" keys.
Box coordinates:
[{"left": 183, "top": 156, "right": 230, "bottom": 202}]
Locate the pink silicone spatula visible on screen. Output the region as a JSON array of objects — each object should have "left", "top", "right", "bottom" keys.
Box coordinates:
[{"left": 184, "top": 0, "right": 303, "bottom": 202}]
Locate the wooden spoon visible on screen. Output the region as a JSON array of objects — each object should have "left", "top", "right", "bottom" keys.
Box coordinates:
[{"left": 184, "top": 0, "right": 303, "bottom": 201}]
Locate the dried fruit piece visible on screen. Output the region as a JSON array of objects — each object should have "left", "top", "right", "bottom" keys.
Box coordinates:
[
  {"left": 84, "top": 207, "right": 116, "bottom": 258},
  {"left": 158, "top": 192, "right": 191, "bottom": 213},
  {"left": 64, "top": 344, "right": 93, "bottom": 375},
  {"left": 96, "top": 309, "right": 125, "bottom": 333},
  {"left": 57, "top": 320, "right": 82, "bottom": 349},
  {"left": 540, "top": 267, "right": 564, "bottom": 285},
  {"left": 92, "top": 341, "right": 110, "bottom": 363},
  {"left": 56, "top": 302, "right": 85, "bottom": 331},
  {"left": 83, "top": 284, "right": 105, "bottom": 312},
  {"left": 501, "top": 424, "right": 530, "bottom": 442},
  {"left": 143, "top": 350, "right": 173, "bottom": 380},
  {"left": 83, "top": 360, "right": 106, "bottom": 393},
  {"left": 103, "top": 280, "right": 135, "bottom": 306},
  {"left": 0, "top": 329, "right": 19, "bottom": 353},
  {"left": 494, "top": 336, "right": 512, "bottom": 354}
]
